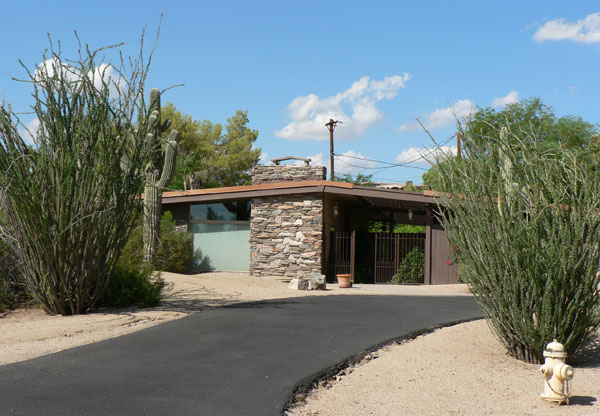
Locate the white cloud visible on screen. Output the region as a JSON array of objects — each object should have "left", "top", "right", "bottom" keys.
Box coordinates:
[
  {"left": 88, "top": 63, "right": 127, "bottom": 96},
  {"left": 302, "top": 150, "right": 377, "bottom": 175},
  {"left": 35, "top": 58, "right": 80, "bottom": 82},
  {"left": 35, "top": 59, "right": 125, "bottom": 97},
  {"left": 533, "top": 13, "right": 600, "bottom": 43},
  {"left": 399, "top": 99, "right": 474, "bottom": 131},
  {"left": 275, "top": 74, "right": 411, "bottom": 141},
  {"left": 492, "top": 90, "right": 519, "bottom": 107},
  {"left": 396, "top": 145, "right": 457, "bottom": 165},
  {"left": 19, "top": 118, "right": 41, "bottom": 145}
]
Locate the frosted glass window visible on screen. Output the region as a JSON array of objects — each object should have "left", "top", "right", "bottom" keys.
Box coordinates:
[{"left": 190, "top": 223, "right": 250, "bottom": 272}]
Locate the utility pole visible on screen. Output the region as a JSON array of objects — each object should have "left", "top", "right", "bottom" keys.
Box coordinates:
[
  {"left": 456, "top": 131, "right": 461, "bottom": 159},
  {"left": 325, "top": 119, "right": 340, "bottom": 181}
]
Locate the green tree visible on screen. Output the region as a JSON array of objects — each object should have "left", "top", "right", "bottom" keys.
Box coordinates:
[
  {"left": 423, "top": 98, "right": 600, "bottom": 190},
  {"left": 161, "top": 104, "right": 261, "bottom": 190},
  {"left": 0, "top": 37, "right": 154, "bottom": 315},
  {"left": 334, "top": 172, "right": 375, "bottom": 186}
]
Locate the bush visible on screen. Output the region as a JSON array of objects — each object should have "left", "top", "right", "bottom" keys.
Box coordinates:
[
  {"left": 435, "top": 126, "right": 600, "bottom": 363},
  {"left": 100, "top": 265, "right": 164, "bottom": 308},
  {"left": 97, "top": 211, "right": 192, "bottom": 309},
  {"left": 119, "top": 211, "right": 194, "bottom": 273},
  {"left": 390, "top": 248, "right": 425, "bottom": 284}
]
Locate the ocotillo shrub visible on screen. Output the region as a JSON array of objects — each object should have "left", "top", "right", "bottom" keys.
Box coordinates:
[
  {"left": 0, "top": 37, "right": 155, "bottom": 315},
  {"left": 435, "top": 126, "right": 600, "bottom": 363},
  {"left": 0, "top": 238, "right": 30, "bottom": 311}
]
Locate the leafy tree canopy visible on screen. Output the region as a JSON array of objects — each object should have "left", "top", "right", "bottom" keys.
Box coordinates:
[
  {"left": 334, "top": 172, "right": 375, "bottom": 186},
  {"left": 161, "top": 104, "right": 261, "bottom": 190},
  {"left": 423, "top": 98, "right": 600, "bottom": 190}
]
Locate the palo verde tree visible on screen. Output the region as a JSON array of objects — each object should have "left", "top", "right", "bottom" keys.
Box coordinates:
[
  {"left": 435, "top": 125, "right": 600, "bottom": 363},
  {"left": 0, "top": 35, "right": 157, "bottom": 315}
]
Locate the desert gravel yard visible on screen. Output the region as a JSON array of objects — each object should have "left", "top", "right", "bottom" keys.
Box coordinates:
[{"left": 288, "top": 319, "right": 600, "bottom": 416}]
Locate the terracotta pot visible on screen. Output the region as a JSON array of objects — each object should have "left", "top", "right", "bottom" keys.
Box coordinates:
[{"left": 336, "top": 274, "right": 353, "bottom": 288}]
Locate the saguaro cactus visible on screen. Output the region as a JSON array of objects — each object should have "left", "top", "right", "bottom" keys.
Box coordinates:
[{"left": 143, "top": 88, "right": 179, "bottom": 262}]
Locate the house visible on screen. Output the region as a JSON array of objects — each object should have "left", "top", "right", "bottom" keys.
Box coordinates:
[{"left": 161, "top": 158, "right": 458, "bottom": 284}]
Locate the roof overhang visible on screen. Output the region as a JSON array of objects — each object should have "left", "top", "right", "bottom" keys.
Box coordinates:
[{"left": 161, "top": 180, "right": 439, "bottom": 207}]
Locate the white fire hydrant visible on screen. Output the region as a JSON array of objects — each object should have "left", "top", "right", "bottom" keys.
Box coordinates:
[{"left": 539, "top": 339, "right": 574, "bottom": 405}]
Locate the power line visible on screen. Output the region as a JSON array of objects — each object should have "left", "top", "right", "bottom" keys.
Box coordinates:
[
  {"left": 394, "top": 135, "right": 456, "bottom": 166},
  {"left": 333, "top": 133, "right": 455, "bottom": 169},
  {"left": 334, "top": 157, "right": 394, "bottom": 172},
  {"left": 334, "top": 156, "right": 429, "bottom": 172}
]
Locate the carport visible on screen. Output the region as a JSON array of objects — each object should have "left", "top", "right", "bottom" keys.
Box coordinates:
[{"left": 160, "top": 181, "right": 458, "bottom": 284}]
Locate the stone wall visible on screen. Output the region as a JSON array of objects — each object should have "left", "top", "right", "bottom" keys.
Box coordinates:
[
  {"left": 250, "top": 195, "right": 323, "bottom": 277},
  {"left": 251, "top": 165, "right": 326, "bottom": 185}
]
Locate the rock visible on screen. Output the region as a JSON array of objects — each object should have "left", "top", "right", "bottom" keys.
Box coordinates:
[
  {"left": 309, "top": 272, "right": 326, "bottom": 290},
  {"left": 289, "top": 273, "right": 326, "bottom": 291},
  {"left": 288, "top": 278, "right": 309, "bottom": 290}
]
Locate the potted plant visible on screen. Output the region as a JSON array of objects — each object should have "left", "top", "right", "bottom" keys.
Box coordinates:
[{"left": 336, "top": 273, "right": 352, "bottom": 288}]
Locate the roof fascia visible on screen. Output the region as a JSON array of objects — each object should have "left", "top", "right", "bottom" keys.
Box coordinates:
[
  {"left": 162, "top": 185, "right": 326, "bottom": 204},
  {"left": 323, "top": 185, "right": 436, "bottom": 204}
]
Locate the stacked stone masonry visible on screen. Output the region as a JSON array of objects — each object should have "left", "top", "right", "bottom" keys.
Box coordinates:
[
  {"left": 250, "top": 195, "right": 323, "bottom": 277},
  {"left": 251, "top": 165, "right": 326, "bottom": 185}
]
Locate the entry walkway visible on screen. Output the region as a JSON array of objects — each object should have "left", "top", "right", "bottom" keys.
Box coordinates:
[{"left": 0, "top": 295, "right": 480, "bottom": 415}]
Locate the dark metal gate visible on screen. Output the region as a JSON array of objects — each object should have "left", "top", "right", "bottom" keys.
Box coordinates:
[
  {"left": 374, "top": 232, "right": 425, "bottom": 283},
  {"left": 331, "top": 231, "right": 355, "bottom": 280}
]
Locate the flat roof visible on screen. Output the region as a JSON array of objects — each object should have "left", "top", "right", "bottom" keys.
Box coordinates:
[{"left": 161, "top": 180, "right": 437, "bottom": 205}]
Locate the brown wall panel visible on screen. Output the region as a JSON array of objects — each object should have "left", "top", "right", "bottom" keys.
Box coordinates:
[{"left": 430, "top": 224, "right": 459, "bottom": 284}]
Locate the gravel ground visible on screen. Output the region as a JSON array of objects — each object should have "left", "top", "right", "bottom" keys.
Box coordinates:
[{"left": 289, "top": 320, "right": 600, "bottom": 416}]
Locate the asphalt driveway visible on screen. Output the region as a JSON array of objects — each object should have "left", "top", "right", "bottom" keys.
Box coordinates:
[{"left": 0, "top": 295, "right": 480, "bottom": 415}]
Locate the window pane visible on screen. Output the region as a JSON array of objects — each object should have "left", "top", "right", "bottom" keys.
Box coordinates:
[{"left": 191, "top": 201, "right": 250, "bottom": 221}]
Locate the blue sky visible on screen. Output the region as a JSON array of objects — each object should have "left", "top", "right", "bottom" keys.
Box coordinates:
[{"left": 2, "top": 1, "right": 600, "bottom": 184}]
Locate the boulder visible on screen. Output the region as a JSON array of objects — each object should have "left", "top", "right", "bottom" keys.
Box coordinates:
[
  {"left": 288, "top": 278, "right": 309, "bottom": 290},
  {"left": 309, "top": 272, "right": 326, "bottom": 290},
  {"left": 288, "top": 273, "right": 326, "bottom": 290}
]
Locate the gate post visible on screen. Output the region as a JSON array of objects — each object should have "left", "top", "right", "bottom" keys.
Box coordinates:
[
  {"left": 350, "top": 230, "right": 356, "bottom": 282},
  {"left": 424, "top": 206, "right": 432, "bottom": 285}
]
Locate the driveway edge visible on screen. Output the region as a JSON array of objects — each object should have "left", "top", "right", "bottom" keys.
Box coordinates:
[{"left": 281, "top": 316, "right": 483, "bottom": 415}]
